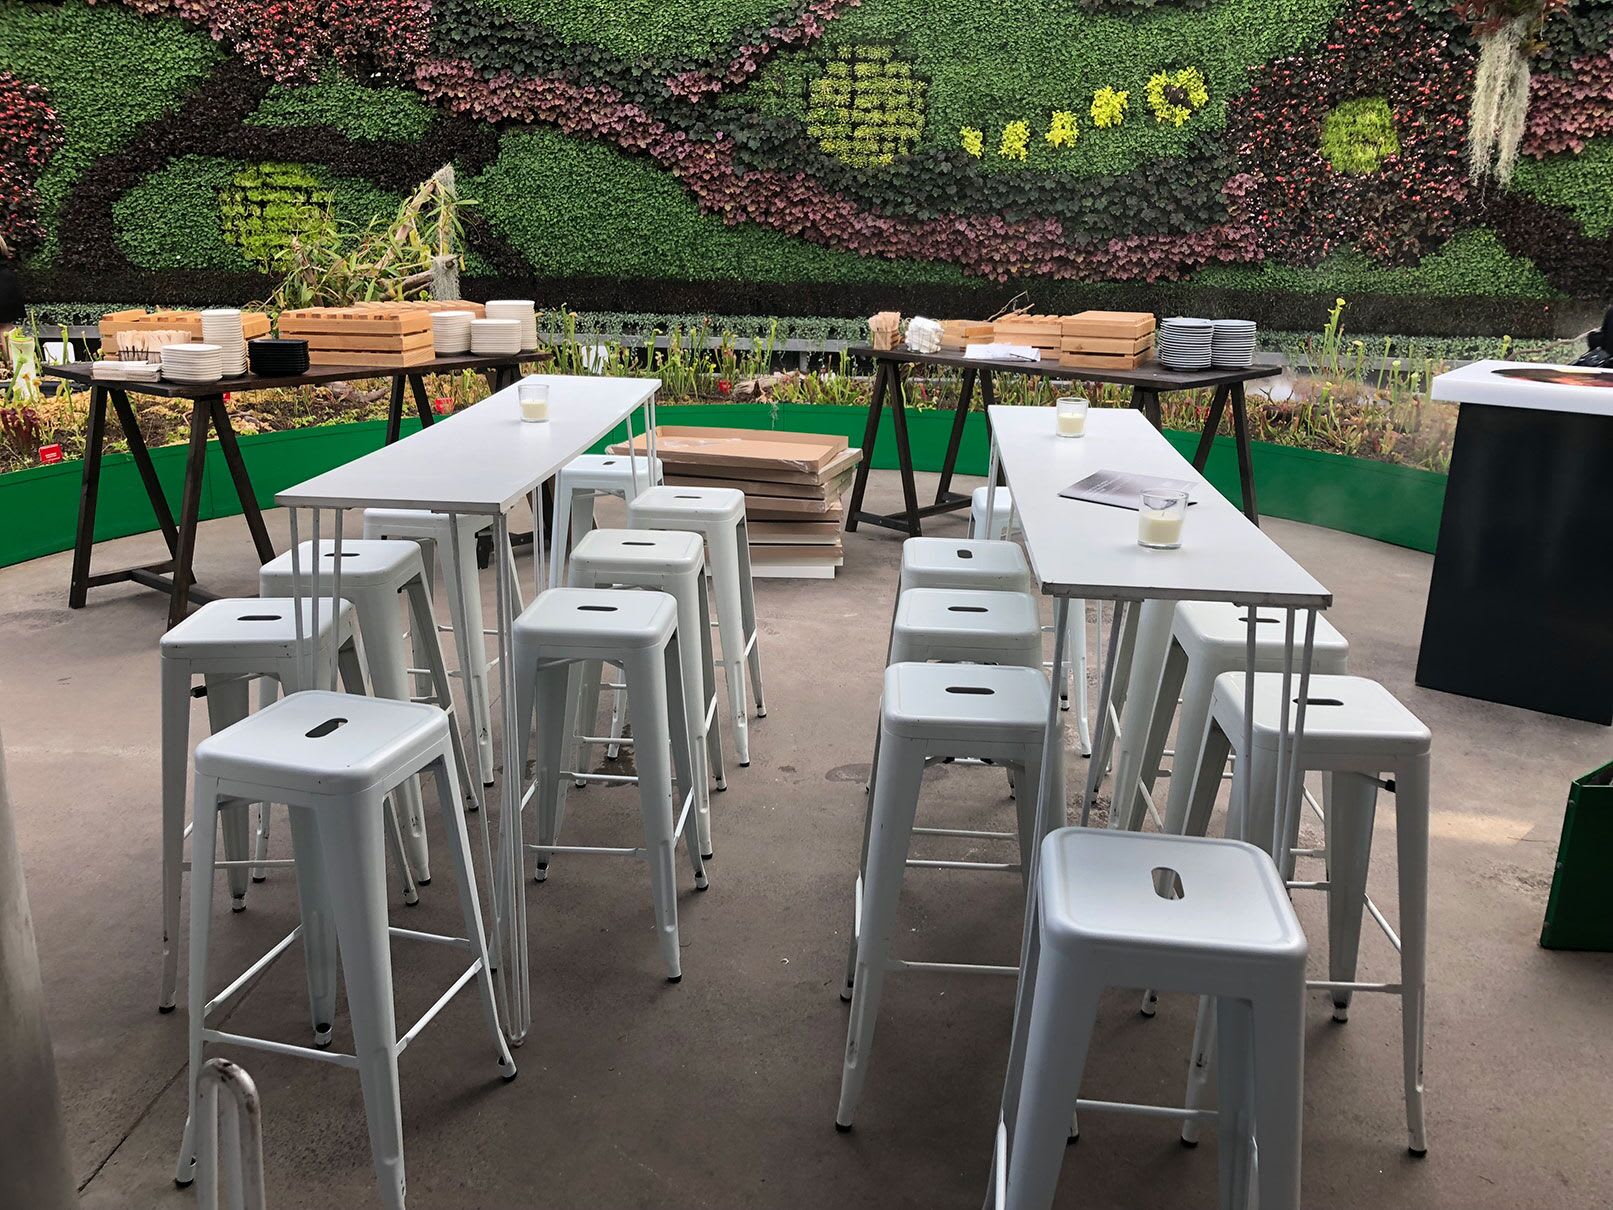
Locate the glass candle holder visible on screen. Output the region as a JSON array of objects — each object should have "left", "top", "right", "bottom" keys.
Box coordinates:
[
  {"left": 518, "top": 381, "right": 550, "bottom": 422},
  {"left": 1138, "top": 488, "right": 1188, "bottom": 549},
  {"left": 1055, "top": 395, "right": 1089, "bottom": 438}
]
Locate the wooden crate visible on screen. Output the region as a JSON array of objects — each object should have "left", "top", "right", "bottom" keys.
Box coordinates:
[
  {"left": 1057, "top": 348, "right": 1155, "bottom": 372},
  {"left": 1060, "top": 331, "right": 1155, "bottom": 356},
  {"left": 940, "top": 319, "right": 994, "bottom": 349},
  {"left": 278, "top": 305, "right": 433, "bottom": 338},
  {"left": 306, "top": 346, "right": 437, "bottom": 369},
  {"left": 100, "top": 308, "right": 270, "bottom": 344},
  {"left": 1061, "top": 310, "right": 1156, "bottom": 339}
]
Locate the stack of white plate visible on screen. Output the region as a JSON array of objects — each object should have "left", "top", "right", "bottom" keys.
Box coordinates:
[
  {"left": 1211, "top": 319, "right": 1257, "bottom": 368},
  {"left": 159, "top": 342, "right": 226, "bottom": 383},
  {"left": 431, "top": 310, "right": 475, "bottom": 355},
  {"left": 200, "top": 308, "right": 248, "bottom": 376},
  {"left": 470, "top": 318, "right": 522, "bottom": 355},
  {"left": 484, "top": 299, "right": 538, "bottom": 351},
  {"left": 1156, "top": 317, "right": 1215, "bottom": 370}
]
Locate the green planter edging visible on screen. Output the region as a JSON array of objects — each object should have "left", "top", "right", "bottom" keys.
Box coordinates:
[{"left": 0, "top": 404, "right": 1445, "bottom": 570}]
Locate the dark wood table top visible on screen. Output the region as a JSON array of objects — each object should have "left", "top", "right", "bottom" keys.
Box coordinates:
[
  {"left": 44, "top": 351, "right": 533, "bottom": 398},
  {"left": 850, "top": 344, "right": 1284, "bottom": 391}
]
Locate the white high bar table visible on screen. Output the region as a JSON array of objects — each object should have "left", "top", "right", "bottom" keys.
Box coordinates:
[
  {"left": 981, "top": 405, "right": 1331, "bottom": 1202},
  {"left": 276, "top": 373, "right": 663, "bottom": 1044}
]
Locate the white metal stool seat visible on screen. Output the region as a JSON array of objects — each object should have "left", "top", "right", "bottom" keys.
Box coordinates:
[
  {"left": 549, "top": 454, "right": 664, "bottom": 589},
  {"left": 174, "top": 691, "right": 515, "bottom": 1208},
  {"left": 837, "top": 662, "right": 1061, "bottom": 1130},
  {"left": 890, "top": 587, "right": 1043, "bottom": 666},
  {"left": 629, "top": 484, "right": 766, "bottom": 767},
  {"left": 995, "top": 828, "right": 1307, "bottom": 1210},
  {"left": 158, "top": 596, "right": 388, "bottom": 1013},
  {"left": 1124, "top": 602, "right": 1350, "bottom": 836},
  {"left": 566, "top": 528, "right": 725, "bottom": 859},
  {"left": 261, "top": 538, "right": 461, "bottom": 886},
  {"left": 363, "top": 508, "right": 497, "bottom": 788},
  {"left": 513, "top": 588, "right": 706, "bottom": 981},
  {"left": 899, "top": 535, "right": 1033, "bottom": 594},
  {"left": 1180, "top": 671, "right": 1430, "bottom": 1155}
]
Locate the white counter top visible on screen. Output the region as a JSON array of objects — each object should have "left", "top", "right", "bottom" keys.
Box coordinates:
[
  {"left": 987, "top": 406, "right": 1330, "bottom": 608},
  {"left": 1432, "top": 360, "right": 1613, "bottom": 418},
  {"left": 277, "top": 374, "right": 660, "bottom": 514}
]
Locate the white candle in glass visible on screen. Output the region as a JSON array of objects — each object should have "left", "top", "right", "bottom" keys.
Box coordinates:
[
  {"left": 518, "top": 381, "right": 550, "bottom": 422},
  {"left": 1137, "top": 488, "right": 1188, "bottom": 549},
  {"left": 1056, "top": 395, "right": 1088, "bottom": 437}
]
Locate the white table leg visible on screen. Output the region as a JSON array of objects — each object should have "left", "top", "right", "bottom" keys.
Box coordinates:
[{"left": 1107, "top": 598, "right": 1175, "bottom": 831}]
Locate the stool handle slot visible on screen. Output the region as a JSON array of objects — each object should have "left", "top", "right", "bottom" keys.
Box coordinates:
[
  {"left": 947, "top": 605, "right": 989, "bottom": 613},
  {"left": 578, "top": 604, "right": 620, "bottom": 612},
  {"left": 237, "top": 614, "right": 283, "bottom": 622},
  {"left": 304, "top": 717, "right": 348, "bottom": 738},
  {"left": 945, "top": 685, "right": 995, "bottom": 695},
  {"left": 1300, "top": 696, "right": 1344, "bottom": 707},
  {"left": 1151, "top": 867, "right": 1185, "bottom": 900}
]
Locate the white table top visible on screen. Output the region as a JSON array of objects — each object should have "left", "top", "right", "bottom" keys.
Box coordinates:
[
  {"left": 987, "top": 406, "right": 1331, "bottom": 608},
  {"left": 1432, "top": 360, "right": 1613, "bottom": 418},
  {"left": 276, "top": 375, "right": 660, "bottom": 514}
]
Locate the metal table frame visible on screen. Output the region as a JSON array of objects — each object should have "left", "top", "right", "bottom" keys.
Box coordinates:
[
  {"left": 843, "top": 346, "right": 1283, "bottom": 537},
  {"left": 276, "top": 375, "right": 661, "bottom": 1046},
  {"left": 976, "top": 406, "right": 1330, "bottom": 1198}
]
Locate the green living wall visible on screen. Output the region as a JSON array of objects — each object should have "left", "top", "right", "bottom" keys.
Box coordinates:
[{"left": 1, "top": 0, "right": 1611, "bottom": 331}]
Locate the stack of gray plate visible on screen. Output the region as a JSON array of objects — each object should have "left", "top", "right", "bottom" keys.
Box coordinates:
[
  {"left": 1211, "top": 319, "right": 1257, "bottom": 368},
  {"left": 1156, "top": 318, "right": 1214, "bottom": 370}
]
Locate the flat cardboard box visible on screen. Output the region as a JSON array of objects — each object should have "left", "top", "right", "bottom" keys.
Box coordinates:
[
  {"left": 1062, "top": 310, "right": 1156, "bottom": 339},
  {"left": 669, "top": 462, "right": 857, "bottom": 501},
  {"left": 751, "top": 542, "right": 843, "bottom": 561},
  {"left": 746, "top": 520, "right": 845, "bottom": 544},
  {"left": 612, "top": 427, "right": 851, "bottom": 477},
  {"left": 748, "top": 500, "right": 845, "bottom": 522},
  {"left": 1060, "top": 332, "right": 1155, "bottom": 356}
]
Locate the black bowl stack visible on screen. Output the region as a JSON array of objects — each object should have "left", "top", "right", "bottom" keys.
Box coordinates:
[{"left": 248, "top": 337, "right": 310, "bottom": 377}]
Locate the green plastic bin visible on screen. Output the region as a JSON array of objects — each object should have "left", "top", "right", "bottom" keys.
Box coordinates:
[{"left": 1540, "top": 757, "right": 1613, "bottom": 950}]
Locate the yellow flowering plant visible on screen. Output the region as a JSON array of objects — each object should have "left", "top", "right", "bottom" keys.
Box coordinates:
[
  {"left": 1145, "top": 67, "right": 1209, "bottom": 126},
  {"left": 1091, "top": 86, "right": 1128, "bottom": 129},
  {"left": 1045, "top": 109, "right": 1078, "bottom": 148},
  {"left": 999, "top": 119, "right": 1030, "bottom": 160},
  {"left": 960, "top": 126, "right": 984, "bottom": 157}
]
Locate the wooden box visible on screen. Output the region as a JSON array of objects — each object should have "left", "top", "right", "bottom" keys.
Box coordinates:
[
  {"left": 940, "top": 320, "right": 994, "bottom": 349},
  {"left": 100, "top": 308, "right": 270, "bottom": 344},
  {"left": 1057, "top": 348, "right": 1155, "bottom": 372},
  {"left": 1060, "top": 331, "right": 1155, "bottom": 356},
  {"left": 1062, "top": 310, "right": 1156, "bottom": 339},
  {"left": 278, "top": 305, "right": 434, "bottom": 338}
]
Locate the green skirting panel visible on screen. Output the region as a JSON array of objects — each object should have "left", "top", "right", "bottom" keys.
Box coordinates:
[{"left": 0, "top": 404, "right": 1447, "bottom": 569}]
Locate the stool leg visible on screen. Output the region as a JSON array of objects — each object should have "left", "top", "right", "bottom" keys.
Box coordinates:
[
  {"left": 174, "top": 774, "right": 223, "bottom": 1187},
  {"left": 547, "top": 486, "right": 572, "bottom": 590},
  {"left": 1068, "top": 601, "right": 1092, "bottom": 755},
  {"left": 445, "top": 525, "right": 495, "bottom": 787},
  {"left": 202, "top": 673, "right": 255, "bottom": 910},
  {"left": 1229, "top": 742, "right": 1281, "bottom": 858},
  {"left": 286, "top": 807, "right": 339, "bottom": 1047},
  {"left": 426, "top": 753, "right": 517, "bottom": 1078},
  {"left": 1184, "top": 717, "right": 1233, "bottom": 840},
  {"left": 1396, "top": 752, "right": 1431, "bottom": 1157},
  {"left": 1161, "top": 660, "right": 1221, "bottom": 837},
  {"left": 356, "top": 588, "right": 432, "bottom": 885},
  {"left": 606, "top": 684, "right": 628, "bottom": 762},
  {"left": 315, "top": 794, "right": 407, "bottom": 1210},
  {"left": 836, "top": 729, "right": 923, "bottom": 1129},
  {"left": 570, "top": 658, "right": 606, "bottom": 787},
  {"left": 335, "top": 639, "right": 419, "bottom": 909},
  {"left": 528, "top": 660, "right": 575, "bottom": 883},
  {"left": 1110, "top": 599, "right": 1176, "bottom": 832},
  {"left": 1250, "top": 979, "right": 1307, "bottom": 1210},
  {"left": 159, "top": 659, "right": 190, "bottom": 1012},
  {"left": 1130, "top": 638, "right": 1187, "bottom": 832},
  {"left": 250, "top": 676, "right": 277, "bottom": 881},
  {"left": 664, "top": 634, "right": 708, "bottom": 890},
  {"left": 735, "top": 517, "right": 766, "bottom": 717},
  {"left": 1214, "top": 997, "right": 1257, "bottom": 1209},
  {"left": 625, "top": 649, "right": 683, "bottom": 981},
  {"left": 697, "top": 574, "right": 726, "bottom": 793},
  {"left": 1323, "top": 771, "right": 1379, "bottom": 1022},
  {"left": 1003, "top": 961, "right": 1102, "bottom": 1210},
  {"left": 1180, "top": 995, "right": 1217, "bottom": 1145},
  {"left": 706, "top": 526, "right": 753, "bottom": 765}
]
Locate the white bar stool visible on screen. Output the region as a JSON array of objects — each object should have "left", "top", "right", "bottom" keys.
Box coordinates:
[
  {"left": 836, "top": 662, "right": 1060, "bottom": 1130},
  {"left": 363, "top": 508, "right": 497, "bottom": 787},
  {"left": 174, "top": 691, "right": 515, "bottom": 1208},
  {"left": 260, "top": 538, "right": 464, "bottom": 886},
  {"left": 157, "top": 596, "right": 400, "bottom": 1013},
  {"left": 995, "top": 828, "right": 1307, "bottom": 1210},
  {"left": 566, "top": 528, "right": 725, "bottom": 860},
  {"left": 899, "top": 535, "right": 1034, "bottom": 595},
  {"left": 1123, "top": 602, "right": 1350, "bottom": 835},
  {"left": 1180, "top": 671, "right": 1431, "bottom": 1155},
  {"left": 512, "top": 588, "right": 706, "bottom": 981},
  {"left": 628, "top": 485, "right": 766, "bottom": 766},
  {"left": 548, "top": 454, "right": 664, "bottom": 589}
]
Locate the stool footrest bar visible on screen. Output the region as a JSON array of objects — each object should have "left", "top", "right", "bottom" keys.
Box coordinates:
[
  {"left": 397, "top": 961, "right": 483, "bottom": 1054},
  {"left": 889, "top": 959, "right": 1018, "bottom": 976},
  {"left": 912, "top": 826, "right": 1016, "bottom": 841},
  {"left": 1074, "top": 1098, "right": 1218, "bottom": 1124},
  {"left": 906, "top": 858, "right": 1019, "bottom": 872},
  {"left": 1308, "top": 979, "right": 1402, "bottom": 994},
  {"left": 202, "top": 1028, "right": 358, "bottom": 1069},
  {"left": 204, "top": 926, "right": 301, "bottom": 1017},
  {"left": 527, "top": 842, "right": 643, "bottom": 857}
]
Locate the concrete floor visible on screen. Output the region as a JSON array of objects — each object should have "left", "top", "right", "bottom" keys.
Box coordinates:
[{"left": 3, "top": 469, "right": 1612, "bottom": 1209}]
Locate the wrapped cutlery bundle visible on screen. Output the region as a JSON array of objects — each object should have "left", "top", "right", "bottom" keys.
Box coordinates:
[{"left": 868, "top": 311, "right": 902, "bottom": 351}]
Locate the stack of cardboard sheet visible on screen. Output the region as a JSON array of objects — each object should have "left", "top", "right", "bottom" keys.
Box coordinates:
[
  {"left": 278, "top": 304, "right": 438, "bottom": 369},
  {"left": 1058, "top": 310, "right": 1156, "bottom": 371},
  {"left": 611, "top": 426, "right": 862, "bottom": 579},
  {"left": 99, "top": 308, "right": 270, "bottom": 346},
  {"left": 992, "top": 314, "right": 1064, "bottom": 359}
]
